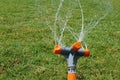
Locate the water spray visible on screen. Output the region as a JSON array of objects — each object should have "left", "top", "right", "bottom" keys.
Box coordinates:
[{"left": 54, "top": 41, "right": 90, "bottom": 80}]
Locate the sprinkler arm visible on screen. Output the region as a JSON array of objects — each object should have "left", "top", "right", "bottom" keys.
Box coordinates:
[{"left": 54, "top": 42, "right": 90, "bottom": 80}]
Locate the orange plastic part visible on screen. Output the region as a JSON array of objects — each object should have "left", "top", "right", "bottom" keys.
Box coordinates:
[
  {"left": 72, "top": 42, "right": 82, "bottom": 51},
  {"left": 84, "top": 49, "right": 90, "bottom": 57},
  {"left": 53, "top": 45, "right": 62, "bottom": 54},
  {"left": 68, "top": 73, "right": 76, "bottom": 80}
]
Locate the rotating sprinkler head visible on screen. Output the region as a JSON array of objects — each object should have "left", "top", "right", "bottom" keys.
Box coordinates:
[{"left": 54, "top": 42, "right": 90, "bottom": 80}]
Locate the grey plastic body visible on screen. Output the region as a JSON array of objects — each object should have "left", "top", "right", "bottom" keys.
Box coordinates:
[{"left": 61, "top": 47, "right": 84, "bottom": 73}]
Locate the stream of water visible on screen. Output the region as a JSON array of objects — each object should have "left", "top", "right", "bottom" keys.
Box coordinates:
[
  {"left": 35, "top": 0, "right": 112, "bottom": 47},
  {"left": 53, "top": 0, "right": 112, "bottom": 47}
]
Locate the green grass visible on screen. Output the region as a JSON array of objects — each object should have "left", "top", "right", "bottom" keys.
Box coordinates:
[{"left": 0, "top": 0, "right": 120, "bottom": 80}]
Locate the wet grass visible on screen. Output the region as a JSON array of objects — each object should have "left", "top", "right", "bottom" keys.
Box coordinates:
[{"left": 0, "top": 0, "right": 120, "bottom": 80}]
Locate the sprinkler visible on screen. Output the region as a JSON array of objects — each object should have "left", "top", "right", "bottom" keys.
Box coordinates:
[{"left": 54, "top": 42, "right": 90, "bottom": 80}]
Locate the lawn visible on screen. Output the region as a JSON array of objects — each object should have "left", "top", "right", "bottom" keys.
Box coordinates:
[{"left": 0, "top": 0, "right": 120, "bottom": 80}]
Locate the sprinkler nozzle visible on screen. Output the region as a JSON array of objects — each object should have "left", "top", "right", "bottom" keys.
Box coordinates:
[
  {"left": 84, "top": 49, "right": 90, "bottom": 57},
  {"left": 72, "top": 42, "right": 82, "bottom": 51},
  {"left": 54, "top": 45, "right": 62, "bottom": 54}
]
